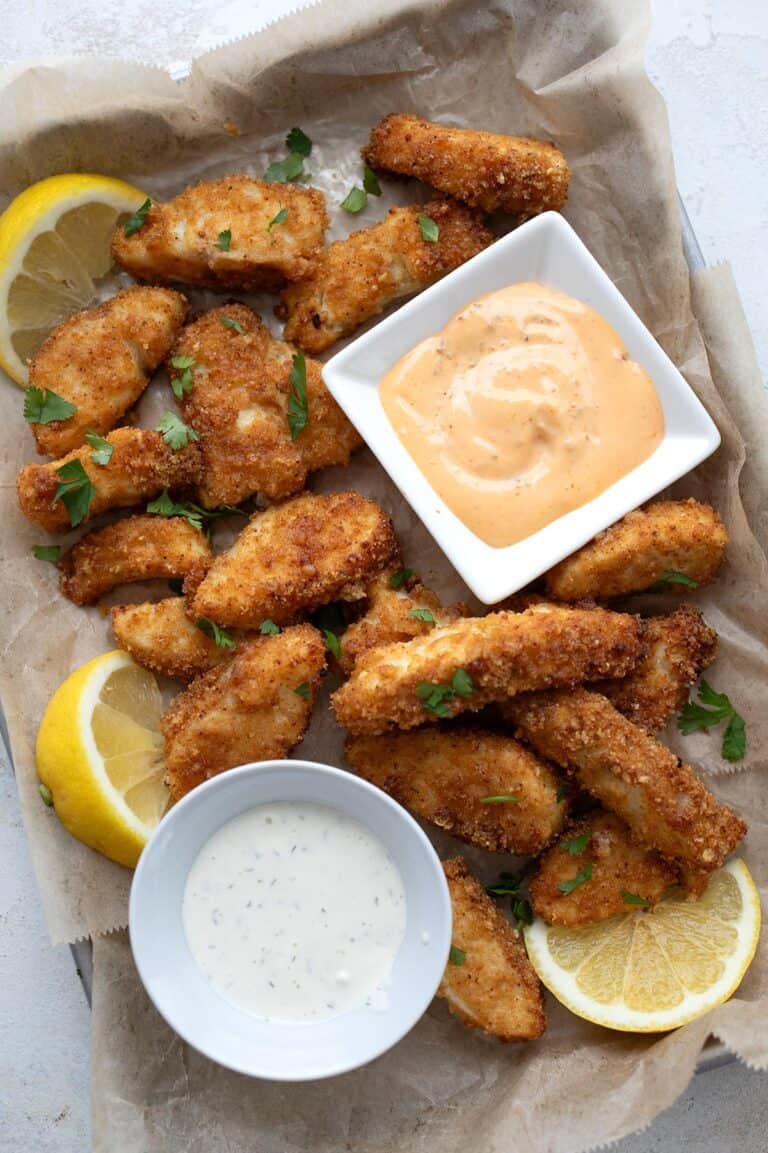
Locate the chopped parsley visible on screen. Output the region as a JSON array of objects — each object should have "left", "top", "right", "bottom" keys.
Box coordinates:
[
  {"left": 287, "top": 351, "right": 309, "bottom": 440},
  {"left": 39, "top": 783, "right": 54, "bottom": 807},
  {"left": 85, "top": 431, "right": 113, "bottom": 465},
  {"left": 485, "top": 865, "right": 534, "bottom": 926},
  {"left": 195, "top": 618, "right": 235, "bottom": 649},
  {"left": 512, "top": 898, "right": 533, "bottom": 926},
  {"left": 146, "top": 490, "right": 203, "bottom": 531},
  {"left": 416, "top": 668, "right": 474, "bottom": 717},
  {"left": 24, "top": 387, "right": 76, "bottom": 425},
  {"left": 170, "top": 354, "right": 195, "bottom": 399},
  {"left": 267, "top": 207, "right": 288, "bottom": 232},
  {"left": 389, "top": 567, "right": 414, "bottom": 590},
  {"left": 259, "top": 619, "right": 281, "bottom": 635},
  {"left": 323, "top": 629, "right": 341, "bottom": 658},
  {"left": 285, "top": 126, "right": 313, "bottom": 157},
  {"left": 265, "top": 153, "right": 306, "bottom": 184},
  {"left": 341, "top": 186, "right": 367, "bottom": 214},
  {"left": 622, "top": 891, "right": 652, "bottom": 907},
  {"left": 418, "top": 214, "right": 439, "bottom": 243},
  {"left": 558, "top": 862, "right": 593, "bottom": 895},
  {"left": 214, "top": 229, "right": 232, "bottom": 251},
  {"left": 156, "top": 411, "right": 199, "bottom": 450},
  {"left": 123, "top": 198, "right": 152, "bottom": 237},
  {"left": 409, "top": 607, "right": 435, "bottom": 625},
  {"left": 678, "top": 679, "right": 746, "bottom": 762},
  {"left": 220, "top": 316, "right": 245, "bottom": 334},
  {"left": 31, "top": 545, "right": 61, "bottom": 564},
  {"left": 561, "top": 831, "right": 592, "bottom": 856},
  {"left": 363, "top": 166, "right": 382, "bottom": 196},
  {"left": 479, "top": 794, "right": 518, "bottom": 804},
  {"left": 652, "top": 569, "right": 699, "bottom": 590},
  {"left": 295, "top": 681, "right": 311, "bottom": 700},
  {"left": 448, "top": 945, "right": 465, "bottom": 966},
  {"left": 451, "top": 668, "right": 474, "bottom": 697},
  {"left": 53, "top": 460, "right": 95, "bottom": 527}
]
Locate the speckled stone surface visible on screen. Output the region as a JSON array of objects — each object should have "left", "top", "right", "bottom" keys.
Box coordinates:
[{"left": 1, "top": 3, "right": 766, "bottom": 1150}]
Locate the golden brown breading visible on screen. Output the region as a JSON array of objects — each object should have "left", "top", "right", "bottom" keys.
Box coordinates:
[
  {"left": 111, "top": 597, "right": 242, "bottom": 680},
  {"left": 545, "top": 500, "right": 728, "bottom": 601},
  {"left": 345, "top": 727, "right": 566, "bottom": 856},
  {"left": 29, "top": 287, "right": 188, "bottom": 457},
  {"left": 363, "top": 114, "right": 570, "bottom": 218},
  {"left": 161, "top": 624, "right": 326, "bottom": 800},
  {"left": 337, "top": 569, "right": 468, "bottom": 676},
  {"left": 599, "top": 607, "right": 718, "bottom": 732},
  {"left": 438, "top": 858, "right": 545, "bottom": 1041},
  {"left": 331, "top": 603, "right": 644, "bottom": 736},
  {"left": 529, "top": 810, "right": 678, "bottom": 926},
  {"left": 168, "top": 304, "right": 361, "bottom": 508},
  {"left": 59, "top": 515, "right": 210, "bottom": 605},
  {"left": 186, "top": 490, "right": 399, "bottom": 629},
  {"left": 112, "top": 177, "right": 328, "bottom": 291},
  {"left": 506, "top": 688, "right": 746, "bottom": 878},
  {"left": 276, "top": 199, "right": 493, "bottom": 354},
  {"left": 17, "top": 427, "right": 202, "bottom": 533}
]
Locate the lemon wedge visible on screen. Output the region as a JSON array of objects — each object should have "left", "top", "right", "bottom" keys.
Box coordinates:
[
  {"left": 36, "top": 650, "right": 169, "bottom": 868},
  {"left": 524, "top": 859, "right": 760, "bottom": 1032},
  {"left": 0, "top": 173, "right": 147, "bottom": 385}
]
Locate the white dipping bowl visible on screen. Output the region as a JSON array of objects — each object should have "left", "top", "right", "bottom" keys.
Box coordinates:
[{"left": 129, "top": 760, "right": 452, "bottom": 1081}]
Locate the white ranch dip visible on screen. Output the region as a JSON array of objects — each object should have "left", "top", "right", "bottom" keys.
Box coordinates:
[{"left": 182, "top": 801, "right": 407, "bottom": 1022}]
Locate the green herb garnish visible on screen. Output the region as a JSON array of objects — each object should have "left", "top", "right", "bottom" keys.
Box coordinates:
[
  {"left": 363, "top": 166, "right": 382, "bottom": 196},
  {"left": 32, "top": 545, "right": 61, "bottom": 564},
  {"left": 512, "top": 898, "right": 533, "bottom": 926},
  {"left": 479, "top": 794, "right": 519, "bottom": 804},
  {"left": 195, "top": 617, "right": 236, "bottom": 650},
  {"left": 146, "top": 490, "right": 203, "bottom": 531},
  {"left": 389, "top": 568, "right": 414, "bottom": 590},
  {"left": 267, "top": 207, "right": 288, "bottom": 232},
  {"left": 451, "top": 668, "right": 474, "bottom": 697},
  {"left": 558, "top": 862, "right": 593, "bottom": 895},
  {"left": 287, "top": 351, "right": 308, "bottom": 440},
  {"left": 561, "top": 831, "right": 592, "bottom": 856},
  {"left": 259, "top": 619, "right": 281, "bottom": 636},
  {"left": 323, "top": 629, "right": 341, "bottom": 658},
  {"left": 678, "top": 679, "right": 746, "bottom": 762},
  {"left": 123, "top": 198, "right": 152, "bottom": 237},
  {"left": 448, "top": 945, "right": 465, "bottom": 966},
  {"left": 156, "top": 411, "right": 199, "bottom": 450},
  {"left": 416, "top": 668, "right": 474, "bottom": 717},
  {"left": 264, "top": 152, "right": 306, "bottom": 184},
  {"left": 215, "top": 229, "right": 232, "bottom": 251},
  {"left": 652, "top": 569, "right": 699, "bottom": 590},
  {"left": 409, "top": 607, "right": 435, "bottom": 624},
  {"left": 285, "top": 126, "right": 313, "bottom": 157},
  {"left": 418, "top": 214, "right": 439, "bottom": 243},
  {"left": 295, "top": 681, "right": 311, "bottom": 700},
  {"left": 341, "top": 186, "right": 367, "bottom": 214},
  {"left": 23, "top": 387, "right": 76, "bottom": 425},
  {"left": 85, "top": 431, "right": 113, "bottom": 465},
  {"left": 220, "top": 316, "right": 245, "bottom": 334},
  {"left": 170, "top": 354, "right": 195, "bottom": 399},
  {"left": 622, "top": 891, "right": 652, "bottom": 907},
  {"left": 53, "top": 460, "right": 95, "bottom": 527}
]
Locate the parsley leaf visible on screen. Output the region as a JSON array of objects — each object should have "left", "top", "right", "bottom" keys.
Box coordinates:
[
  {"left": 389, "top": 567, "right": 414, "bottom": 589},
  {"left": 195, "top": 617, "right": 235, "bottom": 649},
  {"left": 418, "top": 214, "right": 439, "bottom": 243},
  {"left": 561, "top": 831, "right": 592, "bottom": 856},
  {"left": 264, "top": 152, "right": 306, "bottom": 184},
  {"left": 652, "top": 569, "right": 699, "bottom": 590},
  {"left": 220, "top": 316, "right": 245, "bottom": 334},
  {"left": 678, "top": 678, "right": 746, "bottom": 761},
  {"left": 259, "top": 619, "right": 281, "bottom": 636},
  {"left": 723, "top": 713, "right": 747, "bottom": 762},
  {"left": 170, "top": 354, "right": 195, "bottom": 399},
  {"left": 123, "top": 198, "right": 152, "bottom": 237},
  {"left": 416, "top": 668, "right": 473, "bottom": 717},
  {"left": 267, "top": 207, "right": 288, "bottom": 233},
  {"left": 341, "top": 186, "right": 367, "bottom": 214},
  {"left": 85, "top": 431, "right": 113, "bottom": 465},
  {"left": 448, "top": 945, "right": 465, "bottom": 966},
  {"left": 39, "top": 783, "right": 54, "bottom": 807},
  {"left": 409, "top": 607, "right": 435, "bottom": 624},
  {"left": 53, "top": 460, "right": 95, "bottom": 527},
  {"left": 32, "top": 545, "right": 61, "bottom": 564},
  {"left": 363, "top": 166, "right": 382, "bottom": 196},
  {"left": 451, "top": 668, "right": 474, "bottom": 697},
  {"left": 156, "top": 411, "right": 199, "bottom": 450},
  {"left": 24, "top": 387, "right": 76, "bottom": 425},
  {"left": 486, "top": 864, "right": 535, "bottom": 898},
  {"left": 287, "top": 351, "right": 309, "bottom": 440},
  {"left": 512, "top": 898, "right": 533, "bottom": 926},
  {"left": 479, "top": 794, "right": 518, "bottom": 804},
  {"left": 295, "top": 681, "right": 311, "bottom": 700},
  {"left": 215, "top": 229, "right": 232, "bottom": 251},
  {"left": 558, "top": 862, "right": 593, "bottom": 895},
  {"left": 146, "top": 490, "right": 203, "bottom": 531},
  {"left": 622, "top": 891, "right": 652, "bottom": 907},
  {"left": 323, "top": 629, "right": 341, "bottom": 658},
  {"left": 285, "top": 126, "right": 312, "bottom": 157}
]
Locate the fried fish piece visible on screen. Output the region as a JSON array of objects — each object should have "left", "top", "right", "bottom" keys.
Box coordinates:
[
  {"left": 599, "top": 607, "right": 718, "bottom": 732},
  {"left": 337, "top": 568, "right": 468, "bottom": 676},
  {"left": 529, "top": 809, "right": 678, "bottom": 926},
  {"left": 111, "top": 597, "right": 242, "bottom": 680},
  {"left": 545, "top": 500, "right": 728, "bottom": 601},
  {"left": 363, "top": 114, "right": 570, "bottom": 217},
  {"left": 17, "top": 427, "right": 202, "bottom": 533},
  {"left": 186, "top": 490, "right": 399, "bottom": 629},
  {"left": 161, "top": 624, "right": 326, "bottom": 800},
  {"left": 276, "top": 199, "right": 493, "bottom": 354},
  {"left": 331, "top": 603, "right": 644, "bottom": 736},
  {"left": 59, "top": 515, "right": 210, "bottom": 605},
  {"left": 168, "top": 304, "right": 361, "bottom": 508},
  {"left": 28, "top": 287, "right": 188, "bottom": 457},
  {"left": 506, "top": 688, "right": 746, "bottom": 878},
  {"left": 438, "top": 858, "right": 545, "bottom": 1041},
  {"left": 345, "top": 727, "right": 566, "bottom": 855},
  {"left": 112, "top": 177, "right": 328, "bottom": 291}
]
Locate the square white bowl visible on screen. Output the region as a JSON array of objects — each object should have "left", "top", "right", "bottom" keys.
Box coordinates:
[{"left": 322, "top": 212, "right": 721, "bottom": 604}]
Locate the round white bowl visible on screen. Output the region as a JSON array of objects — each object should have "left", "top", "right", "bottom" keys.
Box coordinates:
[{"left": 129, "top": 759, "right": 452, "bottom": 1081}]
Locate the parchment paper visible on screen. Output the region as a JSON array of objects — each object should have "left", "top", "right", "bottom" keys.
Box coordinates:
[{"left": 1, "top": 1, "right": 767, "bottom": 1149}]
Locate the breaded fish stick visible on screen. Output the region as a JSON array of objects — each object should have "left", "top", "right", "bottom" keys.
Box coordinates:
[
  {"left": 161, "top": 624, "right": 326, "bottom": 800},
  {"left": 276, "top": 199, "right": 493, "bottom": 354},
  {"left": 187, "top": 490, "right": 399, "bottom": 629},
  {"left": 59, "top": 515, "right": 210, "bottom": 605},
  {"left": 439, "top": 858, "right": 545, "bottom": 1041},
  {"left": 168, "top": 304, "right": 361, "bottom": 508},
  {"left": 28, "top": 287, "right": 187, "bottom": 457},
  {"left": 363, "top": 114, "right": 570, "bottom": 217},
  {"left": 17, "top": 427, "right": 201, "bottom": 533},
  {"left": 545, "top": 500, "right": 728, "bottom": 601},
  {"left": 530, "top": 809, "right": 678, "bottom": 926},
  {"left": 112, "top": 176, "right": 328, "bottom": 291},
  {"left": 331, "top": 603, "right": 643, "bottom": 736},
  {"left": 111, "top": 597, "right": 242, "bottom": 680},
  {"left": 345, "top": 727, "right": 566, "bottom": 855},
  {"left": 599, "top": 607, "right": 717, "bottom": 732},
  {"left": 506, "top": 688, "right": 746, "bottom": 876}
]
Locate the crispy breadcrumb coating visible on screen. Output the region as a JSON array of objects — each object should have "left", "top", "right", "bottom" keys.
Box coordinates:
[
  {"left": 506, "top": 688, "right": 746, "bottom": 877},
  {"left": 331, "top": 603, "right": 644, "bottom": 736},
  {"left": 363, "top": 114, "right": 570, "bottom": 217},
  {"left": 29, "top": 287, "right": 188, "bottom": 457},
  {"left": 529, "top": 809, "right": 678, "bottom": 926},
  {"left": 111, "top": 597, "right": 241, "bottom": 680},
  {"left": 439, "top": 858, "right": 545, "bottom": 1041},
  {"left": 112, "top": 177, "right": 328, "bottom": 291},
  {"left": 168, "top": 304, "right": 361, "bottom": 508},
  {"left": 161, "top": 624, "right": 326, "bottom": 800},
  {"left": 345, "top": 727, "right": 566, "bottom": 855},
  {"left": 276, "top": 199, "right": 493, "bottom": 354},
  {"left": 17, "top": 427, "right": 202, "bottom": 533},
  {"left": 59, "top": 515, "right": 210, "bottom": 605},
  {"left": 545, "top": 500, "right": 728, "bottom": 601},
  {"left": 186, "top": 490, "right": 399, "bottom": 628}
]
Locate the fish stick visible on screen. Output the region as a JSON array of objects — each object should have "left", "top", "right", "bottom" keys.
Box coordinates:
[
  {"left": 331, "top": 603, "right": 644, "bottom": 736},
  {"left": 345, "top": 727, "right": 566, "bottom": 856},
  {"left": 59, "top": 515, "right": 210, "bottom": 605},
  {"left": 111, "top": 597, "right": 243, "bottom": 680},
  {"left": 161, "top": 625, "right": 326, "bottom": 800},
  {"left": 529, "top": 809, "right": 678, "bottom": 926},
  {"left": 187, "top": 490, "right": 399, "bottom": 629},
  {"left": 363, "top": 113, "right": 570, "bottom": 217},
  {"left": 438, "top": 858, "right": 545, "bottom": 1041},
  {"left": 545, "top": 500, "right": 728, "bottom": 601},
  {"left": 17, "top": 427, "right": 202, "bottom": 533},
  {"left": 506, "top": 688, "right": 746, "bottom": 877},
  {"left": 112, "top": 176, "right": 328, "bottom": 291},
  {"left": 28, "top": 287, "right": 187, "bottom": 457},
  {"left": 168, "top": 303, "right": 361, "bottom": 508},
  {"left": 276, "top": 199, "right": 493, "bottom": 354}
]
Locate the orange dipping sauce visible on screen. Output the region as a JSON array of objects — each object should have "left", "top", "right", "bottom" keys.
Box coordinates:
[{"left": 379, "top": 282, "right": 665, "bottom": 548}]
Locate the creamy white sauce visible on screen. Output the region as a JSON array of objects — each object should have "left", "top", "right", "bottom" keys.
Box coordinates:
[{"left": 182, "top": 802, "right": 407, "bottom": 1022}]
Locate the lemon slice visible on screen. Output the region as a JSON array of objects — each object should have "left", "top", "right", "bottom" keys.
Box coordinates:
[
  {"left": 36, "top": 650, "right": 169, "bottom": 868},
  {"left": 0, "top": 174, "right": 147, "bottom": 385},
  {"left": 524, "top": 860, "right": 760, "bottom": 1032}
]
